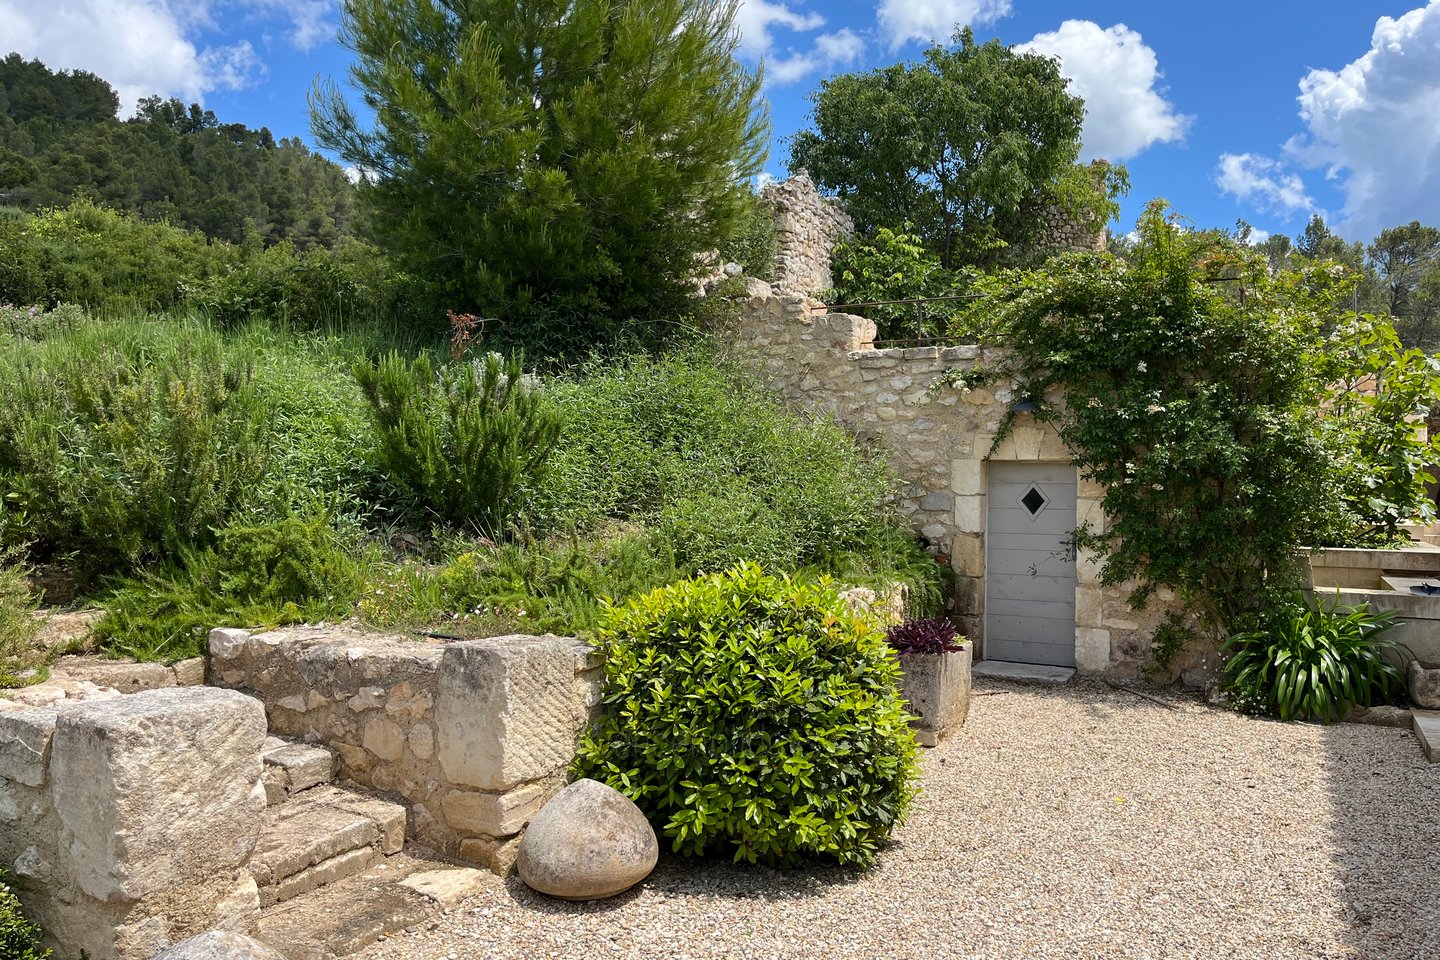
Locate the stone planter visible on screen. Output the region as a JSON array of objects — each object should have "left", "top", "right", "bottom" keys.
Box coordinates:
[{"left": 897, "top": 645, "right": 972, "bottom": 747}]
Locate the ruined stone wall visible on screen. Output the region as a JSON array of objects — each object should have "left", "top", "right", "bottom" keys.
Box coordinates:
[
  {"left": 1028, "top": 202, "right": 1108, "bottom": 255},
  {"left": 208, "top": 627, "right": 601, "bottom": 872},
  {"left": 759, "top": 170, "right": 854, "bottom": 296},
  {"left": 723, "top": 279, "right": 1184, "bottom": 678},
  {"left": 0, "top": 688, "right": 267, "bottom": 960}
]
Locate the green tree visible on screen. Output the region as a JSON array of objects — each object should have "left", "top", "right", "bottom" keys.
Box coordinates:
[
  {"left": 788, "top": 28, "right": 1120, "bottom": 269},
  {"left": 1367, "top": 220, "right": 1440, "bottom": 345},
  {"left": 310, "top": 0, "right": 767, "bottom": 345}
]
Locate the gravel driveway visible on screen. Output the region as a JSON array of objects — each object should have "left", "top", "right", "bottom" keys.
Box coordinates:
[{"left": 356, "top": 678, "right": 1440, "bottom": 960}]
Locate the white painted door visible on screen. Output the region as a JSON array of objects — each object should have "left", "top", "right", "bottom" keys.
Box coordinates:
[{"left": 984, "top": 462, "right": 1078, "bottom": 667}]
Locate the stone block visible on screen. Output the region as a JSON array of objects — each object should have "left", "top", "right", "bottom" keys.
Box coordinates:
[
  {"left": 408, "top": 723, "right": 435, "bottom": 760},
  {"left": 0, "top": 708, "right": 58, "bottom": 787},
  {"left": 400, "top": 868, "right": 495, "bottom": 908},
  {"left": 897, "top": 646, "right": 971, "bottom": 746},
  {"left": 1076, "top": 628, "right": 1112, "bottom": 674},
  {"left": 1408, "top": 661, "right": 1440, "bottom": 710},
  {"left": 51, "top": 688, "right": 267, "bottom": 905},
  {"left": 460, "top": 835, "right": 523, "bottom": 875},
  {"left": 954, "top": 496, "right": 983, "bottom": 533},
  {"left": 361, "top": 717, "right": 407, "bottom": 762},
  {"left": 209, "top": 628, "right": 254, "bottom": 660},
  {"left": 441, "top": 783, "right": 547, "bottom": 837},
  {"left": 436, "top": 637, "right": 590, "bottom": 791},
  {"left": 262, "top": 742, "right": 337, "bottom": 795},
  {"left": 153, "top": 930, "right": 286, "bottom": 960},
  {"left": 952, "top": 458, "right": 982, "bottom": 497},
  {"left": 56, "top": 658, "right": 175, "bottom": 694},
  {"left": 170, "top": 658, "right": 207, "bottom": 687},
  {"left": 919, "top": 490, "right": 954, "bottom": 512},
  {"left": 950, "top": 534, "right": 983, "bottom": 574}
]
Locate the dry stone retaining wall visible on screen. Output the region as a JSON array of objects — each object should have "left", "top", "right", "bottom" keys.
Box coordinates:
[{"left": 208, "top": 626, "right": 601, "bottom": 872}]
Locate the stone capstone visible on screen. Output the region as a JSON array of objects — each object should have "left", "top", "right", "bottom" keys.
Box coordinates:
[
  {"left": 151, "top": 930, "right": 286, "bottom": 960},
  {"left": 50, "top": 688, "right": 267, "bottom": 905},
  {"left": 516, "top": 778, "right": 658, "bottom": 901},
  {"left": 0, "top": 707, "right": 58, "bottom": 786},
  {"left": 436, "top": 636, "right": 589, "bottom": 791}
]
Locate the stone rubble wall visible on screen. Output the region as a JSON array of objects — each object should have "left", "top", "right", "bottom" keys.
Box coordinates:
[
  {"left": 722, "top": 278, "right": 1186, "bottom": 678},
  {"left": 758, "top": 170, "right": 854, "bottom": 297},
  {"left": 208, "top": 626, "right": 602, "bottom": 873},
  {"left": 0, "top": 687, "right": 268, "bottom": 960}
]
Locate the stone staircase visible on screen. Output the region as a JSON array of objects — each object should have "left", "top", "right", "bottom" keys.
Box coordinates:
[{"left": 252, "top": 737, "right": 495, "bottom": 959}]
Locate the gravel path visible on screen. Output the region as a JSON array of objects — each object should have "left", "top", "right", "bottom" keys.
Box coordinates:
[{"left": 357, "top": 679, "right": 1440, "bottom": 960}]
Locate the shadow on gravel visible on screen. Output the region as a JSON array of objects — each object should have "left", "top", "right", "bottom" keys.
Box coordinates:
[
  {"left": 1321, "top": 722, "right": 1440, "bottom": 960},
  {"left": 505, "top": 851, "right": 866, "bottom": 914}
]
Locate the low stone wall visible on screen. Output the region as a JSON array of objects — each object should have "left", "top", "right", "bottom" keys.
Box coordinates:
[
  {"left": 208, "top": 626, "right": 601, "bottom": 872},
  {"left": 0, "top": 687, "right": 267, "bottom": 960}
]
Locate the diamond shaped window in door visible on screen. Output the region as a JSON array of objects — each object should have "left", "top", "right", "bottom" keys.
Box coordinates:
[{"left": 1018, "top": 485, "right": 1049, "bottom": 519}]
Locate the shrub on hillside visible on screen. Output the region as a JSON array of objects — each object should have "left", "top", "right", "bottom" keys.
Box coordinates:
[
  {"left": 0, "top": 318, "right": 269, "bottom": 581},
  {"left": 95, "top": 514, "right": 366, "bottom": 662},
  {"left": 354, "top": 351, "right": 563, "bottom": 535},
  {"left": 574, "top": 563, "right": 919, "bottom": 867}
]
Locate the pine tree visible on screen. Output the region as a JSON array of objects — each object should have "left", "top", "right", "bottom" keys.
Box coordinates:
[{"left": 310, "top": 0, "right": 768, "bottom": 348}]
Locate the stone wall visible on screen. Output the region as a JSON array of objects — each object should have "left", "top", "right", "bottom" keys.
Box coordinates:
[
  {"left": 208, "top": 626, "right": 601, "bottom": 872},
  {"left": 759, "top": 170, "right": 854, "bottom": 297},
  {"left": 723, "top": 279, "right": 1183, "bottom": 677},
  {"left": 0, "top": 687, "right": 267, "bottom": 960}
]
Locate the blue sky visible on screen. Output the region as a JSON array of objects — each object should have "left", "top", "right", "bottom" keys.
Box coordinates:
[{"left": 5, "top": 0, "right": 1439, "bottom": 244}]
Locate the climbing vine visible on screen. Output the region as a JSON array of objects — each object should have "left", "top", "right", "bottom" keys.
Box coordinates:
[{"left": 954, "top": 202, "right": 1386, "bottom": 638}]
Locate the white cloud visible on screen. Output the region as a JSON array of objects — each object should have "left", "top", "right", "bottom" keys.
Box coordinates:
[
  {"left": 877, "top": 0, "right": 1012, "bottom": 51},
  {"left": 766, "top": 29, "right": 865, "bottom": 85},
  {"left": 0, "top": 0, "right": 332, "bottom": 116},
  {"left": 1019, "top": 21, "right": 1191, "bottom": 162},
  {"left": 1215, "top": 153, "right": 1316, "bottom": 214},
  {"left": 1284, "top": 1, "right": 1440, "bottom": 238},
  {"left": 734, "top": 0, "right": 825, "bottom": 59}
]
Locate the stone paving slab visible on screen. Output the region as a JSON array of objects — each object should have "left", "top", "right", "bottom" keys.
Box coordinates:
[
  {"left": 1413, "top": 709, "right": 1440, "bottom": 762},
  {"left": 971, "top": 660, "right": 1075, "bottom": 684}
]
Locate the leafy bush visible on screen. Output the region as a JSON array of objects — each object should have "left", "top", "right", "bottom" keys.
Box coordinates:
[
  {"left": 829, "top": 227, "right": 976, "bottom": 340},
  {"left": 0, "top": 549, "right": 44, "bottom": 687},
  {"left": 575, "top": 563, "right": 919, "bottom": 867},
  {"left": 354, "top": 351, "right": 563, "bottom": 534},
  {"left": 527, "top": 352, "right": 897, "bottom": 571},
  {"left": 0, "top": 317, "right": 269, "bottom": 581},
  {"left": 0, "top": 200, "right": 231, "bottom": 310},
  {"left": 95, "top": 515, "right": 366, "bottom": 662},
  {"left": 1221, "top": 595, "right": 1404, "bottom": 722},
  {"left": 716, "top": 189, "right": 779, "bottom": 282},
  {"left": 0, "top": 868, "right": 51, "bottom": 960},
  {"left": 886, "top": 617, "right": 964, "bottom": 655}
]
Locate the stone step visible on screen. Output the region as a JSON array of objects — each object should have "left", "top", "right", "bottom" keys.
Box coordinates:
[
  {"left": 256, "top": 850, "right": 496, "bottom": 960},
  {"left": 249, "top": 785, "right": 407, "bottom": 907},
  {"left": 261, "top": 737, "right": 339, "bottom": 804},
  {"left": 971, "top": 660, "right": 1076, "bottom": 684},
  {"left": 1414, "top": 709, "right": 1440, "bottom": 762}
]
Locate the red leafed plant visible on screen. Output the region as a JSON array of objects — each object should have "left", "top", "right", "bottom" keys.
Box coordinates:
[{"left": 886, "top": 617, "right": 965, "bottom": 655}]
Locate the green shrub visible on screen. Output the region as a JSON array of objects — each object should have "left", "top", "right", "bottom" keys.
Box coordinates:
[
  {"left": 574, "top": 563, "right": 919, "bottom": 867},
  {"left": 0, "top": 868, "right": 51, "bottom": 960},
  {"left": 1221, "top": 594, "right": 1405, "bottom": 722},
  {"left": 830, "top": 227, "right": 979, "bottom": 341},
  {"left": 95, "top": 515, "right": 366, "bottom": 662},
  {"left": 716, "top": 190, "right": 779, "bottom": 282},
  {"left": 0, "top": 549, "right": 44, "bottom": 687},
  {"left": 354, "top": 351, "right": 562, "bottom": 534},
  {"left": 526, "top": 351, "right": 897, "bottom": 571},
  {"left": 0, "top": 317, "right": 269, "bottom": 581}
]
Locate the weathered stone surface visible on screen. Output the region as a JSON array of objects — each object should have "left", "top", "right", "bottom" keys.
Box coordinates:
[
  {"left": 460, "top": 835, "right": 523, "bottom": 875},
  {"left": 441, "top": 783, "right": 547, "bottom": 837},
  {"left": 898, "top": 646, "right": 972, "bottom": 747},
  {"left": 170, "top": 658, "right": 207, "bottom": 687},
  {"left": 362, "top": 717, "right": 406, "bottom": 761},
  {"left": 0, "top": 707, "right": 58, "bottom": 786},
  {"left": 1414, "top": 710, "right": 1440, "bottom": 762},
  {"left": 260, "top": 742, "right": 337, "bottom": 797},
  {"left": 209, "top": 628, "right": 254, "bottom": 660},
  {"left": 1345, "top": 704, "right": 1413, "bottom": 728},
  {"left": 152, "top": 930, "right": 286, "bottom": 960},
  {"left": 517, "top": 779, "right": 658, "bottom": 901},
  {"left": 436, "top": 637, "right": 589, "bottom": 791},
  {"left": 260, "top": 847, "right": 378, "bottom": 907},
  {"left": 54, "top": 657, "right": 175, "bottom": 694},
  {"left": 1408, "top": 661, "right": 1440, "bottom": 710},
  {"left": 49, "top": 687, "right": 268, "bottom": 958},
  {"left": 249, "top": 799, "right": 380, "bottom": 888},
  {"left": 399, "top": 867, "right": 495, "bottom": 907}
]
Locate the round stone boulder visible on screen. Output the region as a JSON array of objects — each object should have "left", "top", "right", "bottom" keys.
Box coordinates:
[{"left": 517, "top": 778, "right": 658, "bottom": 901}]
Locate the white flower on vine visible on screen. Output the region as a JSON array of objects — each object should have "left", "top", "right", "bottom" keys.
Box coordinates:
[{"left": 1137, "top": 361, "right": 1148, "bottom": 372}]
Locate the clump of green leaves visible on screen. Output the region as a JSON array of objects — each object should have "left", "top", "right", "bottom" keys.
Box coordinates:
[
  {"left": 0, "top": 548, "right": 44, "bottom": 687},
  {"left": 830, "top": 228, "right": 981, "bottom": 341},
  {"left": 354, "top": 352, "right": 562, "bottom": 535},
  {"left": 0, "top": 869, "right": 51, "bottom": 960},
  {"left": 965, "top": 202, "right": 1366, "bottom": 637},
  {"left": 1319, "top": 313, "right": 1440, "bottom": 542},
  {"left": 574, "top": 563, "right": 919, "bottom": 867},
  {"left": 1221, "top": 595, "right": 1405, "bottom": 722},
  {"left": 95, "top": 515, "right": 366, "bottom": 662},
  {"left": 0, "top": 317, "right": 269, "bottom": 584}
]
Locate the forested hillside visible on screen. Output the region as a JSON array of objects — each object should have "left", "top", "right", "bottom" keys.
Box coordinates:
[{"left": 0, "top": 54, "right": 355, "bottom": 249}]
